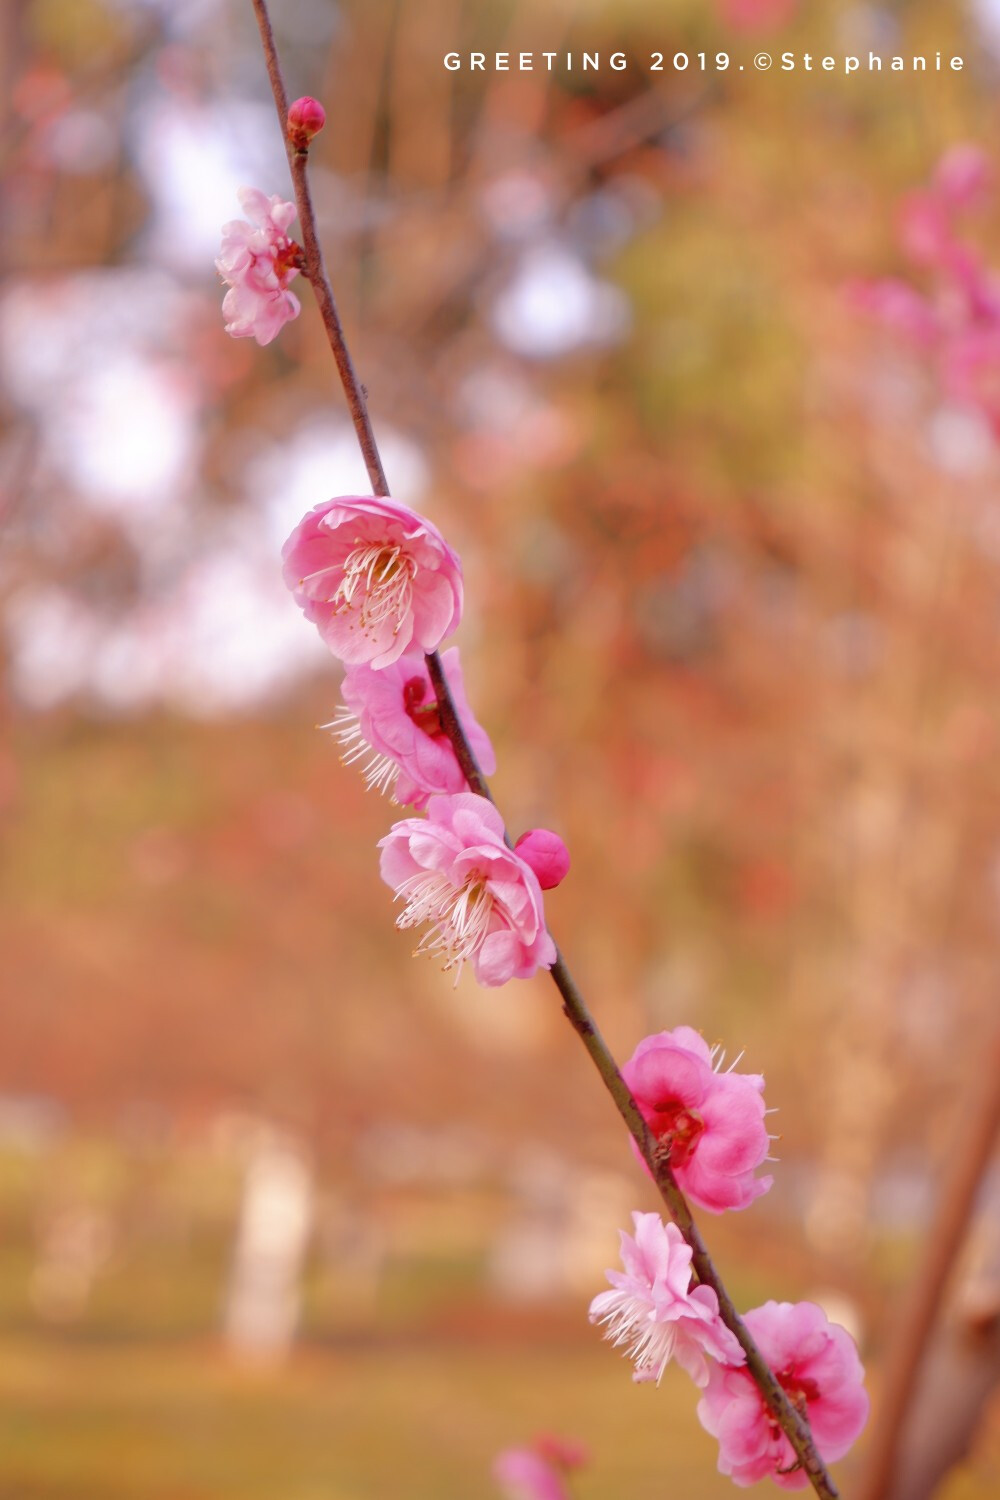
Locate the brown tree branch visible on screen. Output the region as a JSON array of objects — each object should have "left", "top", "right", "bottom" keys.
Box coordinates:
[{"left": 248, "top": 5, "right": 841, "bottom": 1495}]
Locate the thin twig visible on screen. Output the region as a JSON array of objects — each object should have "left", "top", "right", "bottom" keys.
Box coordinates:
[
  {"left": 249, "top": 5, "right": 840, "bottom": 1495},
  {"left": 250, "top": 0, "right": 388, "bottom": 497}
]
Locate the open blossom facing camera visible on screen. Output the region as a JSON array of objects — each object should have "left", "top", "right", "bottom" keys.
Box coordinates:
[
  {"left": 379, "top": 792, "right": 556, "bottom": 986},
  {"left": 590, "top": 1213, "right": 744, "bottom": 1387},
  {"left": 697, "top": 1300, "right": 869, "bottom": 1488},
  {"left": 623, "top": 1027, "right": 773, "bottom": 1213},
  {"left": 216, "top": 187, "right": 301, "bottom": 345},
  {"left": 332, "top": 646, "right": 495, "bottom": 807},
  {"left": 282, "top": 496, "right": 463, "bottom": 668}
]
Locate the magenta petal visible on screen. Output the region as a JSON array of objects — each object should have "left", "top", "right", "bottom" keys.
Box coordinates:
[{"left": 625, "top": 1045, "right": 711, "bottom": 1113}]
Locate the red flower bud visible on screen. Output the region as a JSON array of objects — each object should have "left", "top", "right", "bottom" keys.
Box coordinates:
[{"left": 287, "top": 96, "right": 326, "bottom": 149}]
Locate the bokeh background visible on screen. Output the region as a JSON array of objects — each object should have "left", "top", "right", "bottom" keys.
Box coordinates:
[{"left": 2, "top": 0, "right": 1000, "bottom": 1495}]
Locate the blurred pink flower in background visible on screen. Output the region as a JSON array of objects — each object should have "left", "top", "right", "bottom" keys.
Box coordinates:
[
  {"left": 853, "top": 145, "right": 1000, "bottom": 433},
  {"left": 493, "top": 1435, "right": 587, "bottom": 1500},
  {"left": 589, "top": 1212, "right": 744, "bottom": 1386},
  {"left": 717, "top": 0, "right": 798, "bottom": 32},
  {"left": 933, "top": 143, "right": 991, "bottom": 209},
  {"left": 696, "top": 1300, "right": 869, "bottom": 1488},
  {"left": 494, "top": 1448, "right": 570, "bottom": 1500},
  {"left": 282, "top": 495, "right": 463, "bottom": 668},
  {"left": 216, "top": 187, "right": 301, "bottom": 345},
  {"left": 623, "top": 1027, "right": 773, "bottom": 1213},
  {"left": 379, "top": 792, "right": 556, "bottom": 985},
  {"left": 332, "top": 646, "right": 495, "bottom": 806}
]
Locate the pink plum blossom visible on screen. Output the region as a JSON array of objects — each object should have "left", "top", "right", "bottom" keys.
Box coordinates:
[
  {"left": 378, "top": 792, "right": 556, "bottom": 986},
  {"left": 696, "top": 1300, "right": 869, "bottom": 1488},
  {"left": 216, "top": 187, "right": 301, "bottom": 345},
  {"left": 589, "top": 1212, "right": 744, "bottom": 1386},
  {"left": 282, "top": 495, "right": 463, "bottom": 669},
  {"left": 493, "top": 1437, "right": 586, "bottom": 1500},
  {"left": 331, "top": 646, "right": 495, "bottom": 807},
  {"left": 493, "top": 1449, "right": 568, "bottom": 1500},
  {"left": 622, "top": 1027, "right": 773, "bottom": 1213},
  {"left": 514, "top": 828, "right": 570, "bottom": 890}
]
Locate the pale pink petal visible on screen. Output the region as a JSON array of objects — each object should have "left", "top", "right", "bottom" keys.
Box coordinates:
[
  {"left": 217, "top": 188, "right": 301, "bottom": 345},
  {"left": 378, "top": 792, "right": 554, "bottom": 986}
]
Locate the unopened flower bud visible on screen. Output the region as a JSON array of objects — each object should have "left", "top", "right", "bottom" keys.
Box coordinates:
[
  {"left": 287, "top": 96, "right": 326, "bottom": 149},
  {"left": 514, "top": 828, "right": 570, "bottom": 890}
]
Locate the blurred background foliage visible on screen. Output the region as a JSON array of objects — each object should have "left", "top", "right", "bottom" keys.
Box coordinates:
[{"left": 2, "top": 0, "right": 1000, "bottom": 1495}]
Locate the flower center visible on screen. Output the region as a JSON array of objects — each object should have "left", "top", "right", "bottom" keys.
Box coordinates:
[
  {"left": 333, "top": 540, "right": 416, "bottom": 638},
  {"left": 272, "top": 241, "right": 301, "bottom": 285},
  {"left": 778, "top": 1369, "right": 821, "bottom": 1416},
  {"left": 394, "top": 871, "right": 494, "bottom": 979},
  {"left": 402, "top": 676, "right": 446, "bottom": 739},
  {"left": 648, "top": 1098, "right": 705, "bottom": 1167},
  {"left": 764, "top": 1369, "right": 822, "bottom": 1454}
]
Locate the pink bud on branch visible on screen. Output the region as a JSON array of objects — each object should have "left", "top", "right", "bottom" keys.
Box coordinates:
[
  {"left": 514, "top": 828, "right": 570, "bottom": 890},
  {"left": 287, "top": 95, "right": 326, "bottom": 150}
]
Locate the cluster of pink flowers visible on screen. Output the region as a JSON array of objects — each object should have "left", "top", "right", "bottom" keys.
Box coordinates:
[
  {"left": 280, "top": 492, "right": 564, "bottom": 986},
  {"left": 237, "top": 153, "right": 865, "bottom": 1491},
  {"left": 852, "top": 145, "right": 1000, "bottom": 433},
  {"left": 590, "top": 1027, "right": 869, "bottom": 1486}
]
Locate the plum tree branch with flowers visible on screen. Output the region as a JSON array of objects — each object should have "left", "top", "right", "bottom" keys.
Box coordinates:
[{"left": 216, "top": 3, "right": 871, "bottom": 1494}]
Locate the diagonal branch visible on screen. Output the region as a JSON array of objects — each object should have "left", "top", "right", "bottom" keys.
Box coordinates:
[{"left": 248, "top": 4, "right": 840, "bottom": 1495}]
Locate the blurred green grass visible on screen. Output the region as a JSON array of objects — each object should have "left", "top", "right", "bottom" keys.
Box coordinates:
[
  {"left": 0, "top": 1144, "right": 994, "bottom": 1499},
  {"left": 0, "top": 1339, "right": 827, "bottom": 1500}
]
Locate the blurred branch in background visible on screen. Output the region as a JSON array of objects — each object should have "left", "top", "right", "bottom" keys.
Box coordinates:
[{"left": 859, "top": 1030, "right": 1000, "bottom": 1500}]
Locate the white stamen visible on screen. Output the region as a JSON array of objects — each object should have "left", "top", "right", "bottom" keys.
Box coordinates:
[
  {"left": 331, "top": 539, "right": 417, "bottom": 638},
  {"left": 591, "top": 1292, "right": 676, "bottom": 1384},
  {"left": 324, "top": 706, "right": 400, "bottom": 797},
  {"left": 394, "top": 869, "right": 496, "bottom": 983},
  {"left": 709, "top": 1043, "right": 746, "bottom": 1075}
]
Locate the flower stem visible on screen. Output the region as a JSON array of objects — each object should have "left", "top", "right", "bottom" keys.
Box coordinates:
[{"left": 249, "top": 5, "right": 839, "bottom": 1495}]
